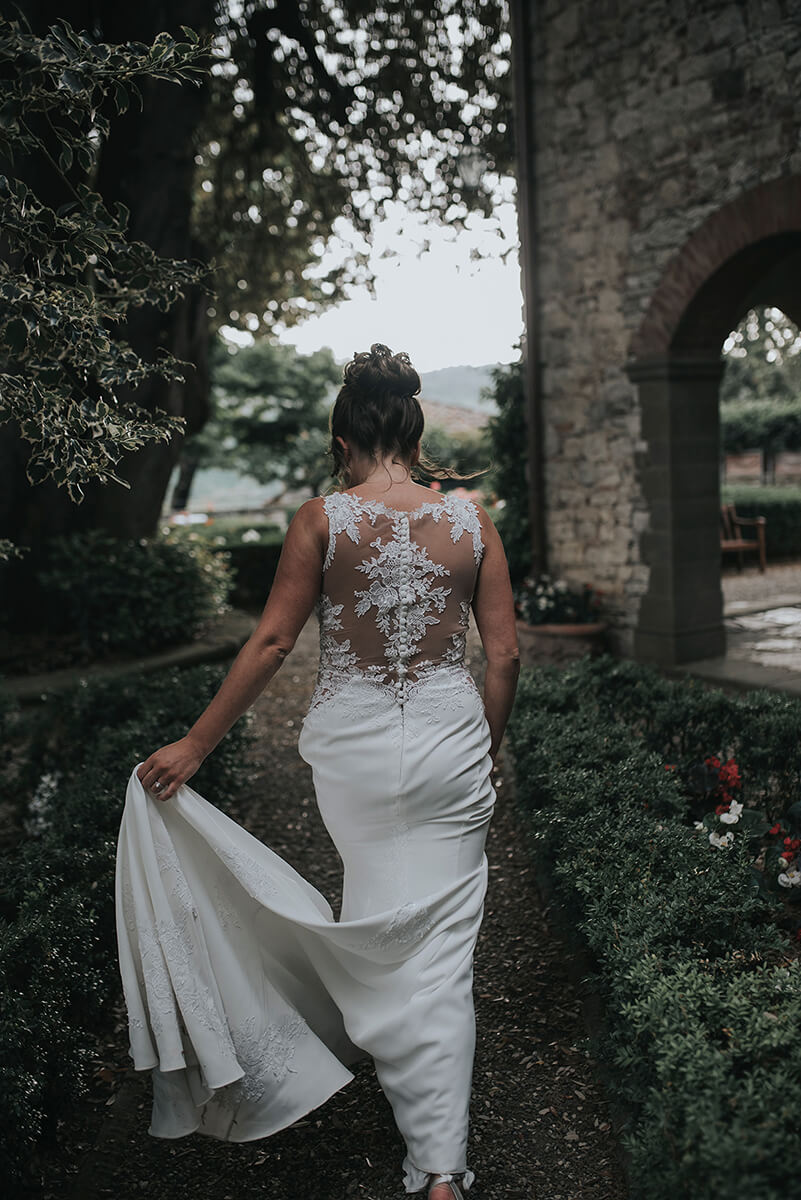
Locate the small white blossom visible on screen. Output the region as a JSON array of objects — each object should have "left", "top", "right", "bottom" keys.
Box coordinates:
[
  {"left": 778, "top": 856, "right": 789, "bottom": 869},
  {"left": 25, "top": 771, "right": 61, "bottom": 835},
  {"left": 693, "top": 820, "right": 706, "bottom": 831},
  {"left": 778, "top": 869, "right": 801, "bottom": 888},
  {"left": 241, "top": 529, "right": 261, "bottom": 543},
  {"left": 719, "top": 800, "right": 743, "bottom": 825},
  {"left": 709, "top": 830, "right": 734, "bottom": 850}
]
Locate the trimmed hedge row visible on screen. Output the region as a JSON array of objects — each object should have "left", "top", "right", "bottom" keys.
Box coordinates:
[
  {"left": 211, "top": 536, "right": 284, "bottom": 610},
  {"left": 721, "top": 484, "right": 801, "bottom": 560},
  {"left": 507, "top": 657, "right": 801, "bottom": 1200},
  {"left": 0, "top": 665, "right": 258, "bottom": 1188},
  {"left": 41, "top": 528, "right": 234, "bottom": 652}
]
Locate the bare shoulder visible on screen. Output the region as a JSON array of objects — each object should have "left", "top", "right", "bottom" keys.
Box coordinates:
[
  {"left": 293, "top": 495, "right": 327, "bottom": 522},
  {"left": 286, "top": 496, "right": 327, "bottom": 554}
]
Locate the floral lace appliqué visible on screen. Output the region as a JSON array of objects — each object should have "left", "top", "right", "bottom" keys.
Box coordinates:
[
  {"left": 361, "top": 900, "right": 435, "bottom": 951},
  {"left": 354, "top": 522, "right": 451, "bottom": 666},
  {"left": 309, "top": 593, "right": 388, "bottom": 711},
  {"left": 311, "top": 491, "right": 485, "bottom": 711},
  {"left": 230, "top": 1013, "right": 308, "bottom": 1100}
]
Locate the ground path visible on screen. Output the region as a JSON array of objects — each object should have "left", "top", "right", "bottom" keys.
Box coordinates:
[{"left": 65, "top": 617, "right": 628, "bottom": 1200}]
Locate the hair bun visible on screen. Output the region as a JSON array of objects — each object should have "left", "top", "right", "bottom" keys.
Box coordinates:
[{"left": 342, "top": 343, "right": 420, "bottom": 399}]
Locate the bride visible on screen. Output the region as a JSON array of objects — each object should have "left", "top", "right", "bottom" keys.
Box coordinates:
[{"left": 118, "top": 343, "right": 520, "bottom": 1198}]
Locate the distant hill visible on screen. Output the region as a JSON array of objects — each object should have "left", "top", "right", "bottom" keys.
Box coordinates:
[{"left": 419, "top": 364, "right": 501, "bottom": 413}]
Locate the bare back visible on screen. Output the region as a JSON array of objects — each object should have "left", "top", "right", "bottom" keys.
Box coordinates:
[{"left": 308, "top": 490, "right": 485, "bottom": 710}]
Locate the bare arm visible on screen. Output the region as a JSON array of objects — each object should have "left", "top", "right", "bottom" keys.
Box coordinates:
[
  {"left": 471, "top": 507, "right": 520, "bottom": 762},
  {"left": 136, "top": 498, "right": 326, "bottom": 800}
]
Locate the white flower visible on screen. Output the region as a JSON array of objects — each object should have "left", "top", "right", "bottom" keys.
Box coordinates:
[
  {"left": 537, "top": 596, "right": 548, "bottom": 610},
  {"left": 778, "top": 869, "right": 801, "bottom": 888},
  {"left": 25, "top": 770, "right": 61, "bottom": 835},
  {"left": 214, "top": 536, "right": 226, "bottom": 545},
  {"left": 693, "top": 820, "right": 706, "bottom": 831},
  {"left": 719, "top": 800, "right": 743, "bottom": 825},
  {"left": 241, "top": 529, "right": 261, "bottom": 543},
  {"left": 778, "top": 857, "right": 789, "bottom": 869},
  {"left": 709, "top": 830, "right": 734, "bottom": 850},
  {"left": 555, "top": 579, "right": 568, "bottom": 593}
]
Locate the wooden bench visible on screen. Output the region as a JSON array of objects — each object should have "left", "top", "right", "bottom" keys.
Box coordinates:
[{"left": 720, "top": 503, "right": 766, "bottom": 572}]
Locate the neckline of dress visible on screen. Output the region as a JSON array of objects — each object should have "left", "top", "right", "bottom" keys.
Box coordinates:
[{"left": 341, "top": 491, "right": 456, "bottom": 519}]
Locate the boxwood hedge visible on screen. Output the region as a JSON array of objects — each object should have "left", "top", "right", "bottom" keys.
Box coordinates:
[
  {"left": 507, "top": 656, "right": 801, "bottom": 1200},
  {"left": 0, "top": 664, "right": 258, "bottom": 1189}
]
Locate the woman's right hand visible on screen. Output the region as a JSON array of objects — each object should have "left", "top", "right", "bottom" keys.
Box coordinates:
[{"left": 136, "top": 736, "right": 206, "bottom": 803}]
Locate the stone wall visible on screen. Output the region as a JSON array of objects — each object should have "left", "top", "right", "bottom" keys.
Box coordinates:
[{"left": 521, "top": 0, "right": 801, "bottom": 655}]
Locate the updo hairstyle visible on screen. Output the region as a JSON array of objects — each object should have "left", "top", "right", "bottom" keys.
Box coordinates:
[{"left": 328, "top": 342, "right": 485, "bottom": 487}]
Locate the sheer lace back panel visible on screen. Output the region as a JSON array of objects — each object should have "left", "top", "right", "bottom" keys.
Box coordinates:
[{"left": 310, "top": 491, "right": 485, "bottom": 709}]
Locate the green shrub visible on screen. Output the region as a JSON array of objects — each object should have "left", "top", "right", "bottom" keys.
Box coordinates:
[
  {"left": 0, "top": 663, "right": 258, "bottom": 1187},
  {"left": 484, "top": 359, "right": 530, "bottom": 584},
  {"left": 211, "top": 535, "right": 284, "bottom": 610},
  {"left": 721, "top": 396, "right": 801, "bottom": 456},
  {"left": 37, "top": 528, "right": 233, "bottom": 656},
  {"left": 721, "top": 484, "right": 801, "bottom": 560},
  {"left": 507, "top": 657, "right": 801, "bottom": 1199}
]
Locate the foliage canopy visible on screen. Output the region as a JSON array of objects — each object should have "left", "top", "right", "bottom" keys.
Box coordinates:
[
  {"left": 0, "top": 18, "right": 212, "bottom": 558},
  {"left": 0, "top": 5, "right": 514, "bottom": 560}
]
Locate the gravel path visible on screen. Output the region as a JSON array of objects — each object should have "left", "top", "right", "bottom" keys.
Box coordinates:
[
  {"left": 58, "top": 617, "right": 628, "bottom": 1200},
  {"left": 722, "top": 561, "right": 801, "bottom": 608}
]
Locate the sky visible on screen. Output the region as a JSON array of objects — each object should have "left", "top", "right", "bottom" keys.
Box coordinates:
[{"left": 224, "top": 194, "right": 525, "bottom": 374}]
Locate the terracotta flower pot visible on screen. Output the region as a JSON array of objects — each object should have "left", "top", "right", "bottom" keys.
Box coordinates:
[{"left": 515, "top": 618, "right": 608, "bottom": 668}]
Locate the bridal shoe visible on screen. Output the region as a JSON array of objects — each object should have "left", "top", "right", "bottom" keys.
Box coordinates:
[{"left": 427, "top": 1174, "right": 467, "bottom": 1199}]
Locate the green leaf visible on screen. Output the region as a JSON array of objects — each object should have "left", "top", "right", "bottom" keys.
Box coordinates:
[
  {"left": 112, "top": 81, "right": 129, "bottom": 114},
  {"left": 5, "top": 318, "right": 28, "bottom": 353},
  {"left": 58, "top": 69, "right": 85, "bottom": 94},
  {"left": 0, "top": 100, "right": 20, "bottom": 131}
]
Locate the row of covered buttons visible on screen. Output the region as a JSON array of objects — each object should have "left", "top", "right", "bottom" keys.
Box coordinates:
[{"left": 394, "top": 514, "right": 413, "bottom": 702}]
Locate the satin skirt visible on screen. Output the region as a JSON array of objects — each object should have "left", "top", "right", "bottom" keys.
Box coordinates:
[{"left": 115, "top": 668, "right": 494, "bottom": 1192}]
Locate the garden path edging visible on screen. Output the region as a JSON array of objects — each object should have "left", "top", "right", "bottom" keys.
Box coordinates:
[{"left": 1, "top": 609, "right": 256, "bottom": 705}]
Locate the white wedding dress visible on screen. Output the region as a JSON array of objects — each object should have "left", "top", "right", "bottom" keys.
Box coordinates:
[{"left": 116, "top": 490, "right": 496, "bottom": 1192}]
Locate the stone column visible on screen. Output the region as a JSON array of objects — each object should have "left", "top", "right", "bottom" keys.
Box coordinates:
[{"left": 627, "top": 355, "right": 726, "bottom": 665}]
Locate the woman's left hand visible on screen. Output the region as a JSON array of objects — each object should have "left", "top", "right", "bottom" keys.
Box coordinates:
[{"left": 136, "top": 737, "right": 205, "bottom": 802}]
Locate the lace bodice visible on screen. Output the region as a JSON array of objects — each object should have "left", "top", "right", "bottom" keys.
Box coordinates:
[{"left": 308, "top": 491, "right": 485, "bottom": 710}]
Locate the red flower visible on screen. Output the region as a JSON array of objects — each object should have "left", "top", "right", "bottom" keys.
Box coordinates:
[
  {"left": 769, "top": 824, "right": 782, "bottom": 835},
  {"left": 715, "top": 804, "right": 729, "bottom": 815},
  {"left": 664, "top": 764, "right": 676, "bottom": 771},
  {"left": 718, "top": 759, "right": 742, "bottom": 789},
  {"left": 705, "top": 756, "right": 721, "bottom": 769}
]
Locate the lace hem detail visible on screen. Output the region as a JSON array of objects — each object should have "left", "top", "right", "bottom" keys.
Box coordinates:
[
  {"left": 306, "top": 661, "right": 481, "bottom": 717},
  {"left": 403, "top": 1160, "right": 475, "bottom": 1193},
  {"left": 205, "top": 1013, "right": 309, "bottom": 1113}
]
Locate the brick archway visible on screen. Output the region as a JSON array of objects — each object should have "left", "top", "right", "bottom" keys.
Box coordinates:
[
  {"left": 631, "top": 176, "right": 801, "bottom": 360},
  {"left": 627, "top": 177, "right": 801, "bottom": 665}
]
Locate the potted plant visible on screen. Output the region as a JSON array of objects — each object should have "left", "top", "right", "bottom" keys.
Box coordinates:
[{"left": 513, "top": 574, "right": 607, "bottom": 666}]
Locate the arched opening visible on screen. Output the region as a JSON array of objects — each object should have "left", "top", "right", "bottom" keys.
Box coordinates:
[{"left": 626, "top": 179, "right": 801, "bottom": 665}]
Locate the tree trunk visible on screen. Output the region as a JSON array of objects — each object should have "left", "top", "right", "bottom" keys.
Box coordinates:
[
  {"left": 761, "top": 448, "right": 776, "bottom": 485},
  {"left": 170, "top": 443, "right": 204, "bottom": 511},
  {"left": 0, "top": 1, "right": 214, "bottom": 632}
]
